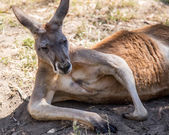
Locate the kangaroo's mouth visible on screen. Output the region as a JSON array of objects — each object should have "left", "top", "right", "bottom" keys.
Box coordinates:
[
  {"left": 53, "top": 63, "right": 58, "bottom": 73},
  {"left": 50, "top": 61, "right": 58, "bottom": 74},
  {"left": 51, "top": 62, "right": 72, "bottom": 75}
]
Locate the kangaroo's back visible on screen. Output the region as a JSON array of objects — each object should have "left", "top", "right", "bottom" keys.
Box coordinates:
[
  {"left": 92, "top": 24, "right": 169, "bottom": 91},
  {"left": 135, "top": 24, "right": 169, "bottom": 45}
]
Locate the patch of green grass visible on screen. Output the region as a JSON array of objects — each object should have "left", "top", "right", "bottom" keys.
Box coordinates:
[
  {"left": 74, "top": 24, "right": 86, "bottom": 39},
  {"left": 8, "top": 18, "right": 18, "bottom": 27},
  {"left": 72, "top": 0, "right": 84, "bottom": 6},
  {"left": 22, "top": 37, "right": 34, "bottom": 49},
  {"left": 73, "top": 121, "right": 81, "bottom": 135},
  {"left": 0, "top": 57, "right": 10, "bottom": 65},
  {"left": 116, "top": 0, "right": 137, "bottom": 8},
  {"left": 107, "top": 9, "right": 134, "bottom": 22},
  {"left": 94, "top": 0, "right": 137, "bottom": 11},
  {"left": 0, "top": 14, "right": 17, "bottom": 31},
  {"left": 17, "top": 37, "right": 37, "bottom": 73},
  {"left": 164, "top": 19, "right": 169, "bottom": 25},
  {"left": 95, "top": 1, "right": 115, "bottom": 10}
]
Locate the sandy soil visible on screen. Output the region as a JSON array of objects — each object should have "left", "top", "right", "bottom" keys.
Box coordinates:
[{"left": 0, "top": 0, "right": 169, "bottom": 134}]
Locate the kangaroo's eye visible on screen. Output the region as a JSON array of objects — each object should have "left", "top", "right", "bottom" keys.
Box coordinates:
[
  {"left": 59, "top": 39, "right": 67, "bottom": 44},
  {"left": 63, "top": 40, "right": 67, "bottom": 44}
]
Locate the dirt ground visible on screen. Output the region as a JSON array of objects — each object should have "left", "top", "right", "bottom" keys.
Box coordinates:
[
  {"left": 1, "top": 98, "right": 169, "bottom": 135},
  {"left": 0, "top": 0, "right": 169, "bottom": 134}
]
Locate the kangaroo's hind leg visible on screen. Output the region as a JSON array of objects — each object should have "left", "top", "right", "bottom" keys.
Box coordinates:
[
  {"left": 101, "top": 54, "right": 148, "bottom": 120},
  {"left": 72, "top": 49, "right": 148, "bottom": 120}
]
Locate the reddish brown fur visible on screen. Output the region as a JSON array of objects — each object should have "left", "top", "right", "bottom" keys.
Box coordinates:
[
  {"left": 135, "top": 24, "right": 169, "bottom": 44},
  {"left": 92, "top": 25, "right": 169, "bottom": 92}
]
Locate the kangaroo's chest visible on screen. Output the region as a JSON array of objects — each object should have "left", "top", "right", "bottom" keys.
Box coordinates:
[
  {"left": 71, "top": 64, "right": 109, "bottom": 91},
  {"left": 71, "top": 64, "right": 99, "bottom": 81}
]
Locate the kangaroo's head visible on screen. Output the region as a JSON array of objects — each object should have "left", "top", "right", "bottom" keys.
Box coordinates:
[{"left": 12, "top": 0, "right": 72, "bottom": 74}]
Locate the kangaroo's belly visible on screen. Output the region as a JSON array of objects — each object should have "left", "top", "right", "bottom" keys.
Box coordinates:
[
  {"left": 54, "top": 73, "right": 169, "bottom": 104},
  {"left": 71, "top": 63, "right": 124, "bottom": 94},
  {"left": 72, "top": 79, "right": 169, "bottom": 104},
  {"left": 56, "top": 63, "right": 169, "bottom": 104}
]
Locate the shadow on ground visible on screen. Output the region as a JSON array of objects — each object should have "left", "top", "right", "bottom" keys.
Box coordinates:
[
  {"left": 160, "top": 0, "right": 169, "bottom": 5},
  {"left": 0, "top": 97, "right": 169, "bottom": 135}
]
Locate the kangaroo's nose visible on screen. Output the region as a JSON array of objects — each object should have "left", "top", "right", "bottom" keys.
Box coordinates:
[{"left": 58, "top": 61, "right": 72, "bottom": 74}]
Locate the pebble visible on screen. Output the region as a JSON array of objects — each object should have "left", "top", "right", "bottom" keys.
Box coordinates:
[{"left": 47, "top": 128, "right": 56, "bottom": 134}]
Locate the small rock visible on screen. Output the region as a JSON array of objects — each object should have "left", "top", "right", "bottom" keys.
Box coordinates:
[
  {"left": 11, "top": 132, "right": 17, "bottom": 135},
  {"left": 47, "top": 128, "right": 56, "bottom": 134}
]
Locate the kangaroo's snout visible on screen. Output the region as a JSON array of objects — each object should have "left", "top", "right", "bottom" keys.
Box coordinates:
[{"left": 57, "top": 61, "right": 72, "bottom": 74}]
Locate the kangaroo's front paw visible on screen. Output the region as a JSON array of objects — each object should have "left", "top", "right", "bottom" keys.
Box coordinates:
[
  {"left": 88, "top": 113, "right": 117, "bottom": 134},
  {"left": 87, "top": 112, "right": 117, "bottom": 134},
  {"left": 122, "top": 109, "right": 148, "bottom": 121}
]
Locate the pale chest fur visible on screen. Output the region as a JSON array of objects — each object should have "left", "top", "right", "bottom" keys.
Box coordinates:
[{"left": 71, "top": 64, "right": 121, "bottom": 93}]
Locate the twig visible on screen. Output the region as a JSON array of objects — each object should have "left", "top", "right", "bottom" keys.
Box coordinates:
[
  {"left": 8, "top": 83, "right": 28, "bottom": 101},
  {"left": 158, "top": 106, "right": 169, "bottom": 120}
]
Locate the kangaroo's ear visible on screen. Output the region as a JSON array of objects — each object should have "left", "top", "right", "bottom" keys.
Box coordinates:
[
  {"left": 12, "top": 6, "right": 45, "bottom": 34},
  {"left": 46, "top": 0, "right": 69, "bottom": 30}
]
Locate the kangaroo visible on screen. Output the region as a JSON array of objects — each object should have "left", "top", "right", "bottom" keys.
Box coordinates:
[{"left": 12, "top": 0, "right": 169, "bottom": 134}]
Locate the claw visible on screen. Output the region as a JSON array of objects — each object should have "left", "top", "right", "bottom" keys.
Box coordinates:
[
  {"left": 109, "top": 123, "right": 118, "bottom": 133},
  {"left": 122, "top": 112, "right": 148, "bottom": 121}
]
